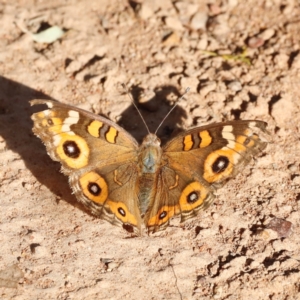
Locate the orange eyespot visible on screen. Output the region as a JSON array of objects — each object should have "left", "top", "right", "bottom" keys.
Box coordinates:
[{"left": 79, "top": 171, "right": 108, "bottom": 204}]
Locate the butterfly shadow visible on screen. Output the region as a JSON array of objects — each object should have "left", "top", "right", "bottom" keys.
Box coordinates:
[
  {"left": 117, "top": 84, "right": 188, "bottom": 144},
  {"left": 0, "top": 76, "right": 80, "bottom": 211}
]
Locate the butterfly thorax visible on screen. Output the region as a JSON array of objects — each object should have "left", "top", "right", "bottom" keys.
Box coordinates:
[
  {"left": 138, "top": 133, "right": 162, "bottom": 174},
  {"left": 138, "top": 133, "right": 164, "bottom": 216}
]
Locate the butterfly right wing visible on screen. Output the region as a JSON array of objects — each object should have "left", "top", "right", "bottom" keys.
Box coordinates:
[{"left": 144, "top": 120, "right": 269, "bottom": 232}]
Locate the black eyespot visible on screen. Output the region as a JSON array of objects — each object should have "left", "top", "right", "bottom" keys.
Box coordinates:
[
  {"left": 187, "top": 191, "right": 199, "bottom": 203},
  {"left": 47, "top": 119, "right": 53, "bottom": 125},
  {"left": 212, "top": 156, "right": 229, "bottom": 173},
  {"left": 88, "top": 182, "right": 101, "bottom": 196},
  {"left": 159, "top": 211, "right": 167, "bottom": 219},
  {"left": 63, "top": 141, "right": 80, "bottom": 158},
  {"left": 118, "top": 207, "right": 126, "bottom": 217}
]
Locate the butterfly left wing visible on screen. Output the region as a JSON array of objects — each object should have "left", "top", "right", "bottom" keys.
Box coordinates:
[
  {"left": 145, "top": 120, "right": 269, "bottom": 232},
  {"left": 31, "top": 100, "right": 142, "bottom": 234}
]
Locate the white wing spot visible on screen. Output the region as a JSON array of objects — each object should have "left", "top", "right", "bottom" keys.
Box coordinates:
[
  {"left": 46, "top": 102, "right": 54, "bottom": 108},
  {"left": 43, "top": 110, "right": 50, "bottom": 116},
  {"left": 222, "top": 125, "right": 235, "bottom": 148},
  {"left": 53, "top": 135, "right": 61, "bottom": 147},
  {"left": 61, "top": 110, "right": 80, "bottom": 135}
]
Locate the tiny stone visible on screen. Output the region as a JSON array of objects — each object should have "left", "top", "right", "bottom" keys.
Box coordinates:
[
  {"left": 227, "top": 80, "right": 242, "bottom": 92},
  {"left": 165, "top": 17, "right": 184, "bottom": 31},
  {"left": 190, "top": 11, "right": 208, "bottom": 30},
  {"left": 288, "top": 163, "right": 298, "bottom": 172},
  {"left": 248, "top": 37, "right": 264, "bottom": 48},
  {"left": 291, "top": 54, "right": 300, "bottom": 69},
  {"left": 283, "top": 4, "right": 294, "bottom": 15},
  {"left": 292, "top": 175, "right": 300, "bottom": 185},
  {"left": 267, "top": 218, "right": 292, "bottom": 238},
  {"left": 138, "top": 2, "right": 154, "bottom": 20},
  {"left": 206, "top": 92, "right": 226, "bottom": 103},
  {"left": 227, "top": 96, "right": 242, "bottom": 109},
  {"left": 199, "top": 81, "right": 217, "bottom": 97},
  {"left": 258, "top": 28, "right": 275, "bottom": 41},
  {"left": 65, "top": 60, "right": 82, "bottom": 74},
  {"left": 271, "top": 93, "right": 294, "bottom": 126},
  {"left": 274, "top": 53, "right": 289, "bottom": 69},
  {"left": 107, "top": 262, "right": 119, "bottom": 271},
  {"left": 180, "top": 77, "right": 199, "bottom": 93},
  {"left": 197, "top": 36, "right": 208, "bottom": 50},
  {"left": 209, "top": 4, "right": 221, "bottom": 15},
  {"left": 162, "top": 32, "right": 180, "bottom": 46},
  {"left": 153, "top": 52, "right": 166, "bottom": 61},
  {"left": 212, "top": 213, "right": 219, "bottom": 220},
  {"left": 228, "top": 0, "right": 238, "bottom": 7},
  {"left": 138, "top": 90, "right": 159, "bottom": 112}
]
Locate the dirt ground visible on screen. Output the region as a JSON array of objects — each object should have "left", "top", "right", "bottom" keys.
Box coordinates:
[{"left": 0, "top": 0, "right": 300, "bottom": 299}]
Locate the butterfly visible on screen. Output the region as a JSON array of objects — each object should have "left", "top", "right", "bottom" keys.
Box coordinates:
[{"left": 31, "top": 99, "right": 268, "bottom": 234}]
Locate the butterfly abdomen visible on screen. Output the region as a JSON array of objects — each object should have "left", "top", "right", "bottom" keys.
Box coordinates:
[{"left": 138, "top": 173, "right": 157, "bottom": 216}]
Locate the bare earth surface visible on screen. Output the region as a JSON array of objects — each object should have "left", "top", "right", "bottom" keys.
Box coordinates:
[{"left": 1, "top": 0, "right": 300, "bottom": 299}]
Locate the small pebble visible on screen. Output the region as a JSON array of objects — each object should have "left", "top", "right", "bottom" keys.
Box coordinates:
[
  {"left": 288, "top": 163, "right": 297, "bottom": 172},
  {"left": 190, "top": 11, "right": 208, "bottom": 30},
  {"left": 138, "top": 2, "right": 154, "bottom": 19},
  {"left": 180, "top": 77, "right": 199, "bottom": 93},
  {"left": 138, "top": 90, "right": 159, "bottom": 112},
  {"left": 227, "top": 80, "right": 242, "bottom": 92},
  {"left": 165, "top": 17, "right": 184, "bottom": 31},
  {"left": 258, "top": 28, "right": 275, "bottom": 41},
  {"left": 267, "top": 218, "right": 292, "bottom": 238},
  {"left": 199, "top": 81, "right": 217, "bottom": 97},
  {"left": 162, "top": 31, "right": 180, "bottom": 46},
  {"left": 248, "top": 37, "right": 264, "bottom": 48}
]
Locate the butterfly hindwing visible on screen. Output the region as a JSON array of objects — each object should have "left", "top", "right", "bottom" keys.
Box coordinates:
[{"left": 144, "top": 166, "right": 215, "bottom": 233}]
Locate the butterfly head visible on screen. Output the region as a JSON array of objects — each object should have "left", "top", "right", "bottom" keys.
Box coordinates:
[{"left": 141, "top": 133, "right": 161, "bottom": 147}]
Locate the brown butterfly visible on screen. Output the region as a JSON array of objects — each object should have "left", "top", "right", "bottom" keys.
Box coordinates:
[{"left": 31, "top": 99, "right": 268, "bottom": 234}]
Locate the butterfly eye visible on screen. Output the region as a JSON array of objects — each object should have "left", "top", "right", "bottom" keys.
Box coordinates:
[
  {"left": 63, "top": 140, "right": 81, "bottom": 158},
  {"left": 118, "top": 207, "right": 126, "bottom": 217},
  {"left": 212, "top": 156, "right": 230, "bottom": 173},
  {"left": 159, "top": 211, "right": 167, "bottom": 219},
  {"left": 88, "top": 182, "right": 101, "bottom": 196},
  {"left": 187, "top": 191, "right": 199, "bottom": 203}
]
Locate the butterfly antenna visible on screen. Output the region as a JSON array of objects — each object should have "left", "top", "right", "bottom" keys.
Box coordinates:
[
  {"left": 154, "top": 87, "right": 190, "bottom": 135},
  {"left": 122, "top": 84, "right": 151, "bottom": 134}
]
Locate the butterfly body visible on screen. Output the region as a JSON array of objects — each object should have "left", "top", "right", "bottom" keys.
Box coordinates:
[{"left": 31, "top": 100, "right": 268, "bottom": 234}]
